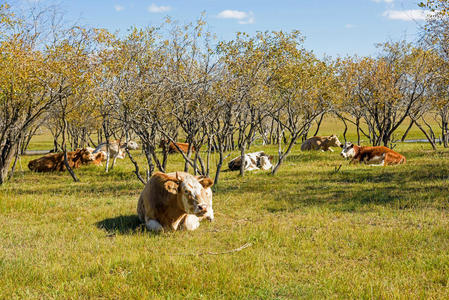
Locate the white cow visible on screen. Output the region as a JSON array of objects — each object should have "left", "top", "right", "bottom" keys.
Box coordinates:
[
  {"left": 228, "top": 151, "right": 273, "bottom": 171},
  {"left": 92, "top": 140, "right": 138, "bottom": 169}
]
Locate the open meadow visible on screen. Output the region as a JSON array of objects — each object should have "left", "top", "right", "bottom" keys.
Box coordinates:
[{"left": 1, "top": 119, "right": 449, "bottom": 299}]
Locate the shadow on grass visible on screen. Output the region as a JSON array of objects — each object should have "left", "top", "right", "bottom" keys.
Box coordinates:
[
  {"left": 219, "top": 161, "right": 449, "bottom": 213},
  {"left": 96, "top": 215, "right": 145, "bottom": 235}
]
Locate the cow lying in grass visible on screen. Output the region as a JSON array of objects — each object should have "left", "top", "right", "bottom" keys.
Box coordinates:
[
  {"left": 28, "top": 148, "right": 103, "bottom": 172},
  {"left": 159, "top": 140, "right": 196, "bottom": 154},
  {"left": 137, "top": 171, "right": 214, "bottom": 232},
  {"left": 301, "top": 134, "right": 342, "bottom": 152},
  {"left": 228, "top": 151, "right": 273, "bottom": 171},
  {"left": 340, "top": 142, "right": 406, "bottom": 166}
]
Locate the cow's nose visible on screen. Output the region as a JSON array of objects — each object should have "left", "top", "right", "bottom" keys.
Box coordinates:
[{"left": 198, "top": 205, "right": 207, "bottom": 212}]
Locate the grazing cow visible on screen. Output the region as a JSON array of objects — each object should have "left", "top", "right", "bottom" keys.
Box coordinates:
[
  {"left": 93, "top": 140, "right": 139, "bottom": 168},
  {"left": 228, "top": 151, "right": 273, "bottom": 171},
  {"left": 28, "top": 148, "right": 98, "bottom": 172},
  {"left": 137, "top": 171, "right": 214, "bottom": 232},
  {"left": 159, "top": 140, "right": 196, "bottom": 154},
  {"left": 301, "top": 134, "right": 342, "bottom": 152},
  {"left": 340, "top": 142, "right": 406, "bottom": 166}
]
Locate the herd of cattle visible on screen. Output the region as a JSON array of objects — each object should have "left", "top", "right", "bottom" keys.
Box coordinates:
[
  {"left": 27, "top": 135, "right": 406, "bottom": 232},
  {"left": 27, "top": 140, "right": 139, "bottom": 172}
]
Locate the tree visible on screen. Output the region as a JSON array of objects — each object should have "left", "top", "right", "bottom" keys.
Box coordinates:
[
  {"left": 269, "top": 34, "right": 334, "bottom": 174},
  {"left": 217, "top": 31, "right": 282, "bottom": 176},
  {"left": 0, "top": 4, "right": 58, "bottom": 184}
]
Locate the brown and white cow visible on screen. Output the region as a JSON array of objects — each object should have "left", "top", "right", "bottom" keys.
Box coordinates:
[
  {"left": 159, "top": 140, "right": 196, "bottom": 154},
  {"left": 340, "top": 142, "right": 406, "bottom": 166},
  {"left": 137, "top": 171, "right": 214, "bottom": 232},
  {"left": 228, "top": 151, "right": 273, "bottom": 171},
  {"left": 301, "top": 134, "right": 342, "bottom": 152},
  {"left": 93, "top": 140, "right": 139, "bottom": 168},
  {"left": 28, "top": 148, "right": 101, "bottom": 172}
]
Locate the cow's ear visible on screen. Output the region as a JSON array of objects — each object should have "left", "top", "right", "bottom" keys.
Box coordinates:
[
  {"left": 159, "top": 172, "right": 179, "bottom": 183},
  {"left": 198, "top": 177, "right": 213, "bottom": 189},
  {"left": 164, "top": 180, "right": 178, "bottom": 194}
]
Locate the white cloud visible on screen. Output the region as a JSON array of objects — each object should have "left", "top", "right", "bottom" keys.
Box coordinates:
[
  {"left": 345, "top": 24, "right": 355, "bottom": 29},
  {"left": 217, "top": 10, "right": 255, "bottom": 24},
  {"left": 114, "top": 5, "right": 124, "bottom": 12},
  {"left": 372, "top": 0, "right": 394, "bottom": 3},
  {"left": 148, "top": 3, "right": 171, "bottom": 13},
  {"left": 382, "top": 9, "right": 432, "bottom": 21}
]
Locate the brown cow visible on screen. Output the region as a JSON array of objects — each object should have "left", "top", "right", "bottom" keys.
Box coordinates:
[
  {"left": 340, "top": 142, "right": 406, "bottom": 166},
  {"left": 28, "top": 148, "right": 100, "bottom": 172},
  {"left": 137, "top": 171, "right": 213, "bottom": 232},
  {"left": 159, "top": 140, "right": 196, "bottom": 154},
  {"left": 301, "top": 135, "right": 342, "bottom": 152}
]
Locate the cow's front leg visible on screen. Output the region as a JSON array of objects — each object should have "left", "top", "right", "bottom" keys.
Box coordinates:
[
  {"left": 183, "top": 215, "right": 200, "bottom": 231},
  {"left": 246, "top": 166, "right": 259, "bottom": 171},
  {"left": 110, "top": 155, "right": 118, "bottom": 170},
  {"left": 145, "top": 219, "right": 163, "bottom": 232}
]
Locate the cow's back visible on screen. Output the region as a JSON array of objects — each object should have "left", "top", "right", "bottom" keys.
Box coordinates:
[
  {"left": 137, "top": 173, "right": 181, "bottom": 226},
  {"left": 228, "top": 156, "right": 242, "bottom": 170},
  {"left": 359, "top": 146, "right": 406, "bottom": 165},
  {"left": 301, "top": 136, "right": 322, "bottom": 151},
  {"left": 28, "top": 153, "right": 62, "bottom": 172}
]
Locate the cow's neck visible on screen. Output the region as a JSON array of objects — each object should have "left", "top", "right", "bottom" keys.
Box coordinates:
[
  {"left": 352, "top": 144, "right": 361, "bottom": 156},
  {"left": 176, "top": 194, "right": 188, "bottom": 215}
]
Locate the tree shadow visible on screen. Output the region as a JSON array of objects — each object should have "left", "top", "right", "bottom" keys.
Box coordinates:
[
  {"left": 96, "top": 214, "right": 145, "bottom": 235},
  {"left": 219, "top": 161, "right": 449, "bottom": 213}
]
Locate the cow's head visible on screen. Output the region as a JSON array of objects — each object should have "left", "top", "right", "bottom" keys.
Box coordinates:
[
  {"left": 329, "top": 134, "right": 343, "bottom": 148},
  {"left": 124, "top": 140, "right": 139, "bottom": 150},
  {"left": 77, "top": 148, "right": 96, "bottom": 163},
  {"left": 91, "top": 152, "right": 104, "bottom": 165},
  {"left": 85, "top": 147, "right": 95, "bottom": 154},
  {"left": 176, "top": 172, "right": 214, "bottom": 217},
  {"left": 340, "top": 142, "right": 355, "bottom": 159},
  {"left": 260, "top": 154, "right": 273, "bottom": 170}
]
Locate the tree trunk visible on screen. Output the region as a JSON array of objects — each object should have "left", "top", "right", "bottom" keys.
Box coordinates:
[
  {"left": 144, "top": 147, "right": 155, "bottom": 178},
  {"left": 8, "top": 140, "right": 21, "bottom": 180},
  {"left": 214, "top": 139, "right": 224, "bottom": 186},
  {"left": 415, "top": 120, "right": 437, "bottom": 150},
  {"left": 0, "top": 138, "right": 17, "bottom": 185},
  {"left": 239, "top": 144, "right": 246, "bottom": 177},
  {"left": 271, "top": 134, "right": 298, "bottom": 175},
  {"left": 356, "top": 118, "right": 361, "bottom": 145},
  {"left": 401, "top": 119, "right": 415, "bottom": 142},
  {"left": 125, "top": 147, "right": 145, "bottom": 184},
  {"left": 442, "top": 120, "right": 448, "bottom": 148},
  {"left": 312, "top": 113, "right": 325, "bottom": 137},
  {"left": 62, "top": 119, "right": 79, "bottom": 182}
]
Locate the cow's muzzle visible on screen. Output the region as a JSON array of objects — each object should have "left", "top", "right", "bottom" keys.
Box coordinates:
[{"left": 198, "top": 204, "right": 207, "bottom": 212}]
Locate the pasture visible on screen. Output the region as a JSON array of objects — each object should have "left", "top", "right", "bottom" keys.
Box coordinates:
[{"left": 1, "top": 121, "right": 449, "bottom": 299}]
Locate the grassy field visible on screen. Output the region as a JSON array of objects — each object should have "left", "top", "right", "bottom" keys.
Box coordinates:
[{"left": 1, "top": 119, "right": 449, "bottom": 298}]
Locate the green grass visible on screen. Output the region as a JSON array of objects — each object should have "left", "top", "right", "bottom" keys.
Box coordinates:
[{"left": 1, "top": 120, "right": 449, "bottom": 298}]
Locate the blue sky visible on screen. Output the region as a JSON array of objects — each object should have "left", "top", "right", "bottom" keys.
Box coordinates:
[{"left": 15, "top": 0, "right": 429, "bottom": 58}]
